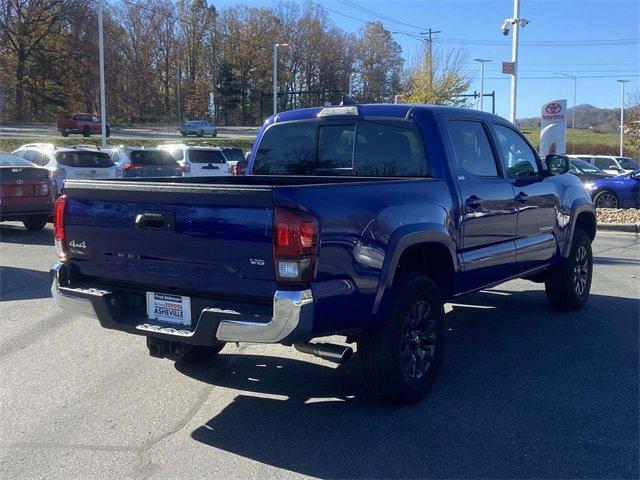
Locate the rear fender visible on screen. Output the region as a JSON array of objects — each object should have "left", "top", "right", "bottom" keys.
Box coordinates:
[{"left": 370, "top": 223, "right": 457, "bottom": 322}]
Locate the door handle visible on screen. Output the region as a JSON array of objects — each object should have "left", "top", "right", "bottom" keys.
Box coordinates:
[
  {"left": 465, "top": 195, "right": 483, "bottom": 209},
  {"left": 515, "top": 192, "right": 529, "bottom": 204},
  {"left": 134, "top": 212, "right": 174, "bottom": 231}
]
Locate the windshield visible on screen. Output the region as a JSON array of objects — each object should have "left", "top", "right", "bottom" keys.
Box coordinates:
[
  {"left": 0, "top": 154, "right": 36, "bottom": 167},
  {"left": 128, "top": 150, "right": 178, "bottom": 166},
  {"left": 222, "top": 148, "right": 245, "bottom": 163},
  {"left": 253, "top": 119, "right": 428, "bottom": 177},
  {"left": 571, "top": 159, "right": 605, "bottom": 174},
  {"left": 55, "top": 151, "right": 114, "bottom": 168},
  {"left": 188, "top": 150, "right": 226, "bottom": 164},
  {"left": 618, "top": 157, "right": 640, "bottom": 169}
]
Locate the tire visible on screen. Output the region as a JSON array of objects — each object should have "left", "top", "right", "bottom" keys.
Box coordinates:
[
  {"left": 178, "top": 343, "right": 225, "bottom": 364},
  {"left": 593, "top": 189, "right": 619, "bottom": 208},
  {"left": 23, "top": 215, "right": 48, "bottom": 231},
  {"left": 212, "top": 129, "right": 217, "bottom": 138},
  {"left": 359, "top": 273, "right": 445, "bottom": 405},
  {"left": 545, "top": 228, "right": 593, "bottom": 311},
  {"left": 61, "top": 131, "right": 69, "bottom": 138},
  {"left": 105, "top": 126, "right": 111, "bottom": 138},
  {"left": 82, "top": 127, "right": 91, "bottom": 138},
  {"left": 198, "top": 129, "right": 204, "bottom": 138}
]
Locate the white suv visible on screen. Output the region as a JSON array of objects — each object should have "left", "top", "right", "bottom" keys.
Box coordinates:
[
  {"left": 12, "top": 144, "right": 119, "bottom": 194},
  {"left": 158, "top": 145, "right": 231, "bottom": 177},
  {"left": 575, "top": 155, "right": 640, "bottom": 176}
]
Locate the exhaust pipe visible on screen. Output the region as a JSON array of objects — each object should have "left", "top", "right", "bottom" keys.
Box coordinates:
[{"left": 294, "top": 342, "right": 353, "bottom": 364}]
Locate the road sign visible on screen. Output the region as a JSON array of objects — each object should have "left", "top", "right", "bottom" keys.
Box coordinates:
[{"left": 502, "top": 61, "right": 515, "bottom": 75}]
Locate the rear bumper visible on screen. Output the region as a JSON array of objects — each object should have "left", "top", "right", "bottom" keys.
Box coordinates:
[
  {"left": 0, "top": 203, "right": 53, "bottom": 220},
  {"left": 50, "top": 262, "right": 314, "bottom": 345}
]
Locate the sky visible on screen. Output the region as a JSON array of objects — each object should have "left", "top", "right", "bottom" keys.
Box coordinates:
[{"left": 212, "top": 0, "right": 640, "bottom": 120}]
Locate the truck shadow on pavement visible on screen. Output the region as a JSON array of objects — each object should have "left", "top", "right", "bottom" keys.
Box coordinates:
[
  {"left": 0, "top": 266, "right": 52, "bottom": 301},
  {"left": 180, "top": 289, "right": 639, "bottom": 479},
  {"left": 0, "top": 223, "right": 53, "bottom": 246}
]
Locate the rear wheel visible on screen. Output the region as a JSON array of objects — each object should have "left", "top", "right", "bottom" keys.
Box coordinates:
[
  {"left": 593, "top": 190, "right": 619, "bottom": 208},
  {"left": 359, "top": 273, "right": 444, "bottom": 404},
  {"left": 545, "top": 228, "right": 593, "bottom": 311},
  {"left": 23, "top": 215, "right": 48, "bottom": 231},
  {"left": 61, "top": 131, "right": 69, "bottom": 138}
]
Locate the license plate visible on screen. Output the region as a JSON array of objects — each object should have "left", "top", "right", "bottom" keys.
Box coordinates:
[{"left": 146, "top": 292, "right": 191, "bottom": 326}]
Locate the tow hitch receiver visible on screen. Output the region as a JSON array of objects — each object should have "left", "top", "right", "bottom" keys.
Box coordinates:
[{"left": 146, "top": 337, "right": 186, "bottom": 360}]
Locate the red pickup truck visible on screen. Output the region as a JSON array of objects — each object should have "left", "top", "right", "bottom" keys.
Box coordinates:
[{"left": 57, "top": 114, "right": 110, "bottom": 138}]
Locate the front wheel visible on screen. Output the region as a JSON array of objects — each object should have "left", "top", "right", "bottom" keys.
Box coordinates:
[
  {"left": 359, "top": 273, "right": 444, "bottom": 404},
  {"left": 23, "top": 215, "right": 48, "bottom": 231},
  {"left": 545, "top": 228, "right": 593, "bottom": 311},
  {"left": 593, "top": 190, "right": 619, "bottom": 209}
]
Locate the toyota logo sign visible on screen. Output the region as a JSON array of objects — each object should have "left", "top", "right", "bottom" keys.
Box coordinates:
[{"left": 545, "top": 102, "right": 562, "bottom": 115}]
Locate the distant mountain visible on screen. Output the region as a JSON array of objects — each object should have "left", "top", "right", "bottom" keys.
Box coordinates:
[{"left": 519, "top": 104, "right": 621, "bottom": 133}]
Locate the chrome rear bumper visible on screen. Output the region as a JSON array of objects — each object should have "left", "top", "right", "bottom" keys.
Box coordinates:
[{"left": 50, "top": 262, "right": 314, "bottom": 345}]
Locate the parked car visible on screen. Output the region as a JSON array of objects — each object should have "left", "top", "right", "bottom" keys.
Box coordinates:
[
  {"left": 567, "top": 157, "right": 612, "bottom": 183},
  {"left": 158, "top": 145, "right": 230, "bottom": 177},
  {"left": 179, "top": 120, "right": 217, "bottom": 138},
  {"left": 57, "top": 113, "right": 110, "bottom": 138},
  {"left": 586, "top": 168, "right": 640, "bottom": 208},
  {"left": 220, "top": 147, "right": 245, "bottom": 165},
  {"left": 230, "top": 159, "right": 247, "bottom": 175},
  {"left": 0, "top": 153, "right": 55, "bottom": 230},
  {"left": 574, "top": 155, "right": 640, "bottom": 175},
  {"left": 51, "top": 103, "right": 596, "bottom": 405},
  {"left": 121, "top": 148, "right": 183, "bottom": 177},
  {"left": 12, "top": 144, "right": 119, "bottom": 194}
]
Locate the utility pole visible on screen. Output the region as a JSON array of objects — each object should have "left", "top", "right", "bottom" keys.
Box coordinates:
[
  {"left": 555, "top": 73, "right": 577, "bottom": 128},
  {"left": 424, "top": 28, "right": 442, "bottom": 89},
  {"left": 474, "top": 58, "right": 491, "bottom": 111},
  {"left": 177, "top": 64, "right": 181, "bottom": 123},
  {"left": 502, "top": 0, "right": 528, "bottom": 124},
  {"left": 98, "top": 0, "right": 107, "bottom": 147},
  {"left": 273, "top": 43, "right": 289, "bottom": 116},
  {"left": 617, "top": 79, "right": 630, "bottom": 156}
]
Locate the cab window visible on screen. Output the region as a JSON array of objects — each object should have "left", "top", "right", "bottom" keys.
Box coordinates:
[{"left": 447, "top": 120, "right": 499, "bottom": 177}]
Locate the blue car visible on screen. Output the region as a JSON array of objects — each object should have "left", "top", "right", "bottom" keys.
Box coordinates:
[{"left": 586, "top": 169, "right": 640, "bottom": 208}]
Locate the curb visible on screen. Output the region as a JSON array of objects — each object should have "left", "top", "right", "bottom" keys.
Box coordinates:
[{"left": 597, "top": 223, "right": 639, "bottom": 233}]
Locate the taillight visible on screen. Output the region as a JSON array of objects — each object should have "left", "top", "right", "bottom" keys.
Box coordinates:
[
  {"left": 122, "top": 163, "right": 144, "bottom": 171},
  {"left": 38, "top": 181, "right": 49, "bottom": 196},
  {"left": 273, "top": 208, "right": 318, "bottom": 284},
  {"left": 54, "top": 195, "right": 67, "bottom": 260},
  {"left": 231, "top": 164, "right": 240, "bottom": 175}
]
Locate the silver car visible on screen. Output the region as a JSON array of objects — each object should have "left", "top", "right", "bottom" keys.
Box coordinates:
[{"left": 180, "top": 120, "right": 217, "bottom": 138}]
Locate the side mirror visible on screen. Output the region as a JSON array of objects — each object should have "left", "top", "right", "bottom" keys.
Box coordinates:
[
  {"left": 631, "top": 171, "right": 640, "bottom": 180},
  {"left": 545, "top": 154, "right": 570, "bottom": 175}
]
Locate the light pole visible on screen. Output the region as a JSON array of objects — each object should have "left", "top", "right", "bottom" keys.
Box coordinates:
[
  {"left": 273, "top": 43, "right": 289, "bottom": 116},
  {"left": 555, "top": 73, "right": 577, "bottom": 128},
  {"left": 474, "top": 58, "right": 491, "bottom": 111},
  {"left": 617, "top": 79, "right": 630, "bottom": 156},
  {"left": 98, "top": 0, "right": 107, "bottom": 147},
  {"left": 501, "top": 0, "right": 528, "bottom": 124}
]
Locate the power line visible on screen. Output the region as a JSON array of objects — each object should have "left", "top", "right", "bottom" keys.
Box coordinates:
[{"left": 336, "top": 0, "right": 427, "bottom": 31}]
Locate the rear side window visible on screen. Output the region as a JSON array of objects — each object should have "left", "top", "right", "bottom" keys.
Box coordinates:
[
  {"left": 593, "top": 157, "right": 614, "bottom": 171},
  {"left": 128, "top": 150, "right": 177, "bottom": 166},
  {"left": 448, "top": 120, "right": 498, "bottom": 177},
  {"left": 188, "top": 150, "right": 227, "bottom": 164},
  {"left": 252, "top": 119, "right": 427, "bottom": 177},
  {"left": 55, "top": 151, "right": 114, "bottom": 168}
]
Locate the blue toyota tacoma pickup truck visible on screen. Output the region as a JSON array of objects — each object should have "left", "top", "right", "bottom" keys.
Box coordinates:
[{"left": 51, "top": 103, "right": 596, "bottom": 404}]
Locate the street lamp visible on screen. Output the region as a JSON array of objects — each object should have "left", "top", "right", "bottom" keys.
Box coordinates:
[
  {"left": 273, "top": 43, "right": 289, "bottom": 116},
  {"left": 617, "top": 79, "right": 631, "bottom": 156},
  {"left": 474, "top": 58, "right": 491, "bottom": 111},
  {"left": 501, "top": 0, "right": 528, "bottom": 124},
  {"left": 555, "top": 73, "right": 577, "bottom": 128},
  {"left": 98, "top": 0, "right": 107, "bottom": 147}
]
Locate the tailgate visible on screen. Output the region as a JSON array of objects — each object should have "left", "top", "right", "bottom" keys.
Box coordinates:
[{"left": 64, "top": 180, "right": 277, "bottom": 299}]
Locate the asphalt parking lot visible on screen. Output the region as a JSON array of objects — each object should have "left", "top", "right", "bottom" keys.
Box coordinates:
[{"left": 1, "top": 223, "right": 638, "bottom": 479}]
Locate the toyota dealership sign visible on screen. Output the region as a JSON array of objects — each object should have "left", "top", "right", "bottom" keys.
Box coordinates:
[{"left": 540, "top": 99, "right": 567, "bottom": 156}]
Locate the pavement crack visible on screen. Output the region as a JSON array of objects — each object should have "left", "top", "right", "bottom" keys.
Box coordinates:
[{"left": 0, "top": 441, "right": 135, "bottom": 452}]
